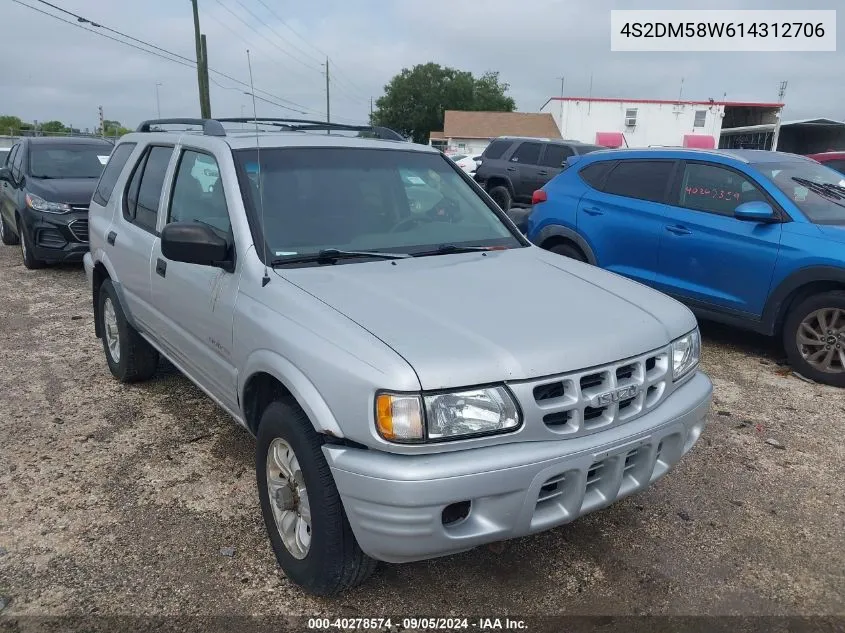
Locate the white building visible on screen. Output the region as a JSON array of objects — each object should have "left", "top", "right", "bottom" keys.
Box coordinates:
[
  {"left": 540, "top": 97, "right": 783, "bottom": 149},
  {"left": 429, "top": 110, "right": 562, "bottom": 156}
]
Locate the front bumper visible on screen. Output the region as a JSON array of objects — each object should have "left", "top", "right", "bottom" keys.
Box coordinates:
[
  {"left": 325, "top": 371, "right": 712, "bottom": 563},
  {"left": 19, "top": 208, "right": 89, "bottom": 263}
]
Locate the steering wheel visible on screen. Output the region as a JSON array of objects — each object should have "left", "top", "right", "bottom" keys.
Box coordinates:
[{"left": 392, "top": 197, "right": 460, "bottom": 233}]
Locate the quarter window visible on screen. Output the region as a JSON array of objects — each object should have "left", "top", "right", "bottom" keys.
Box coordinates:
[
  {"left": 602, "top": 160, "right": 674, "bottom": 203},
  {"left": 168, "top": 150, "right": 231, "bottom": 235},
  {"left": 678, "top": 163, "right": 767, "bottom": 216},
  {"left": 483, "top": 140, "right": 511, "bottom": 160},
  {"left": 579, "top": 161, "right": 614, "bottom": 189},
  {"left": 93, "top": 143, "right": 136, "bottom": 206},
  {"left": 510, "top": 142, "right": 542, "bottom": 165}
]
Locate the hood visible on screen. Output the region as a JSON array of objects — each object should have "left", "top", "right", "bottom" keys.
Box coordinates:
[
  {"left": 816, "top": 224, "right": 845, "bottom": 244},
  {"left": 278, "top": 248, "right": 697, "bottom": 390},
  {"left": 26, "top": 177, "right": 98, "bottom": 206}
]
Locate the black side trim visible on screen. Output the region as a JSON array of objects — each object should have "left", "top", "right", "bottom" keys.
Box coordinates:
[
  {"left": 532, "top": 224, "right": 598, "bottom": 265},
  {"left": 760, "top": 266, "right": 845, "bottom": 335}
]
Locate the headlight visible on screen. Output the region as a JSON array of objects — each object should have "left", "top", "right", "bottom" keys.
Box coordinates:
[
  {"left": 25, "top": 193, "right": 71, "bottom": 214},
  {"left": 375, "top": 386, "right": 521, "bottom": 443},
  {"left": 671, "top": 328, "right": 701, "bottom": 380}
]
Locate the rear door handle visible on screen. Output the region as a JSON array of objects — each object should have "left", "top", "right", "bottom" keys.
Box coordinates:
[
  {"left": 583, "top": 207, "right": 604, "bottom": 216},
  {"left": 537, "top": 171, "right": 549, "bottom": 176},
  {"left": 666, "top": 225, "right": 692, "bottom": 235},
  {"left": 155, "top": 258, "right": 167, "bottom": 278},
  {"left": 107, "top": 231, "right": 116, "bottom": 245},
  {"left": 506, "top": 167, "right": 517, "bottom": 172}
]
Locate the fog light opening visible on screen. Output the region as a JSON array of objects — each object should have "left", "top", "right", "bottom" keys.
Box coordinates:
[{"left": 441, "top": 500, "right": 471, "bottom": 527}]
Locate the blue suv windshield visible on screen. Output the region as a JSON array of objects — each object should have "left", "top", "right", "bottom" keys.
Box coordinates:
[
  {"left": 233, "top": 147, "right": 522, "bottom": 261},
  {"left": 754, "top": 160, "right": 845, "bottom": 225}
]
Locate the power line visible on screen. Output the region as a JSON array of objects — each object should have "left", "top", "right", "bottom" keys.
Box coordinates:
[{"left": 14, "top": 0, "right": 319, "bottom": 116}]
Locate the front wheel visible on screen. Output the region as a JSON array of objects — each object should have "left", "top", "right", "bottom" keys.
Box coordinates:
[
  {"left": 783, "top": 291, "right": 845, "bottom": 387},
  {"left": 256, "top": 400, "right": 376, "bottom": 596},
  {"left": 18, "top": 222, "right": 44, "bottom": 269}
]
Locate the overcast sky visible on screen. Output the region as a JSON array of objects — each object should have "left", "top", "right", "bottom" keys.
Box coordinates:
[{"left": 3, "top": 0, "right": 843, "bottom": 132}]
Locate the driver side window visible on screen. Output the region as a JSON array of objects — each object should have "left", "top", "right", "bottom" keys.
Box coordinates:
[{"left": 167, "top": 150, "right": 231, "bottom": 236}]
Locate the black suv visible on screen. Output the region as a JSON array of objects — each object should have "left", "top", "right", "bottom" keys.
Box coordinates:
[
  {"left": 474, "top": 137, "right": 602, "bottom": 211},
  {"left": 0, "top": 136, "right": 113, "bottom": 268}
]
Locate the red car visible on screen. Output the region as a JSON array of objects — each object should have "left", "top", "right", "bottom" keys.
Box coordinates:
[{"left": 807, "top": 151, "right": 845, "bottom": 175}]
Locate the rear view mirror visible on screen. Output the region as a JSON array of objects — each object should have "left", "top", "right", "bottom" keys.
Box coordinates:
[
  {"left": 734, "top": 201, "right": 777, "bottom": 222},
  {"left": 161, "top": 222, "right": 231, "bottom": 269}
]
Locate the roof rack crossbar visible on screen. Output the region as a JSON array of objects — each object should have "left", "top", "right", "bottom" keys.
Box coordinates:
[
  {"left": 135, "top": 118, "right": 226, "bottom": 137},
  {"left": 214, "top": 117, "right": 406, "bottom": 141}
]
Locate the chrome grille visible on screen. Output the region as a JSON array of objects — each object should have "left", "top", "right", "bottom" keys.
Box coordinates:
[
  {"left": 70, "top": 204, "right": 89, "bottom": 213},
  {"left": 67, "top": 218, "right": 89, "bottom": 243},
  {"left": 508, "top": 346, "right": 671, "bottom": 440}
]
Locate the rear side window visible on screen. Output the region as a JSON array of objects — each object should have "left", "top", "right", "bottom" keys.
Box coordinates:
[
  {"left": 602, "top": 160, "right": 675, "bottom": 203},
  {"left": 510, "top": 142, "right": 542, "bottom": 165},
  {"left": 576, "top": 144, "right": 604, "bottom": 155},
  {"left": 579, "top": 161, "right": 614, "bottom": 189},
  {"left": 124, "top": 146, "right": 173, "bottom": 233},
  {"left": 93, "top": 143, "right": 136, "bottom": 206},
  {"left": 541, "top": 144, "right": 574, "bottom": 168},
  {"left": 483, "top": 140, "right": 511, "bottom": 160}
]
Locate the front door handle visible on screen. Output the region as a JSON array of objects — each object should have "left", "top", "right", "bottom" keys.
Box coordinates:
[
  {"left": 537, "top": 170, "right": 549, "bottom": 176},
  {"left": 666, "top": 225, "right": 692, "bottom": 235},
  {"left": 107, "top": 231, "right": 116, "bottom": 245},
  {"left": 583, "top": 207, "right": 604, "bottom": 216},
  {"left": 155, "top": 258, "right": 167, "bottom": 278},
  {"left": 506, "top": 167, "right": 517, "bottom": 172}
]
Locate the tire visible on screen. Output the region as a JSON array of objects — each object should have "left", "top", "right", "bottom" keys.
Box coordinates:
[
  {"left": 488, "top": 185, "right": 512, "bottom": 212},
  {"left": 0, "top": 213, "right": 19, "bottom": 246},
  {"left": 97, "top": 279, "right": 159, "bottom": 383},
  {"left": 18, "top": 220, "right": 44, "bottom": 269},
  {"left": 783, "top": 290, "right": 845, "bottom": 388},
  {"left": 256, "top": 400, "right": 376, "bottom": 596},
  {"left": 549, "top": 242, "right": 588, "bottom": 263}
]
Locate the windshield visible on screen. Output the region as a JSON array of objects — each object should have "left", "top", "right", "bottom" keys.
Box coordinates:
[
  {"left": 233, "top": 147, "right": 522, "bottom": 262},
  {"left": 29, "top": 144, "right": 111, "bottom": 179},
  {"left": 754, "top": 160, "right": 845, "bottom": 225}
]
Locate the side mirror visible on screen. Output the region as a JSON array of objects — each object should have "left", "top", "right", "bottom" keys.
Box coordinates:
[
  {"left": 734, "top": 201, "right": 777, "bottom": 222},
  {"left": 161, "top": 222, "right": 231, "bottom": 269}
]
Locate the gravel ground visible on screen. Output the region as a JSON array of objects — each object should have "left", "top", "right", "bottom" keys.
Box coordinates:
[{"left": 0, "top": 243, "right": 843, "bottom": 624}]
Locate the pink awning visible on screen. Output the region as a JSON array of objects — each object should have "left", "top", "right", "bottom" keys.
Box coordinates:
[
  {"left": 683, "top": 134, "right": 716, "bottom": 149},
  {"left": 595, "top": 132, "right": 624, "bottom": 148}
]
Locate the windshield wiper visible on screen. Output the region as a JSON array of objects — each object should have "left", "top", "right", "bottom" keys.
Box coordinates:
[
  {"left": 270, "top": 248, "right": 411, "bottom": 266},
  {"left": 413, "top": 244, "right": 506, "bottom": 257},
  {"left": 792, "top": 177, "right": 845, "bottom": 201}
]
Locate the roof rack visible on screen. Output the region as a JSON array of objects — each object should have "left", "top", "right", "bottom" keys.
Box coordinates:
[
  {"left": 136, "top": 118, "right": 226, "bottom": 137},
  {"left": 135, "top": 117, "right": 406, "bottom": 142}
]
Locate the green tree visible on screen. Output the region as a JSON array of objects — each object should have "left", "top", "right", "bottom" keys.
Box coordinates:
[
  {"left": 0, "top": 115, "right": 24, "bottom": 136},
  {"left": 40, "top": 120, "right": 68, "bottom": 134},
  {"left": 370, "top": 63, "right": 516, "bottom": 144},
  {"left": 102, "top": 120, "right": 132, "bottom": 137}
]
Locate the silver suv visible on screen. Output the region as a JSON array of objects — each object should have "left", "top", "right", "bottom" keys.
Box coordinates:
[{"left": 84, "top": 117, "right": 713, "bottom": 596}]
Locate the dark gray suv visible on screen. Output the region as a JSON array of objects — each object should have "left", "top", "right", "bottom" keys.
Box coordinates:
[{"left": 474, "top": 136, "right": 603, "bottom": 212}]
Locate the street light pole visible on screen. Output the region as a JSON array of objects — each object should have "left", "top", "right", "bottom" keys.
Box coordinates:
[{"left": 155, "top": 82, "right": 162, "bottom": 118}]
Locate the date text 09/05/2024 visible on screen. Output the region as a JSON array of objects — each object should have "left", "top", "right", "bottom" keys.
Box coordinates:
[{"left": 306, "top": 618, "right": 528, "bottom": 630}]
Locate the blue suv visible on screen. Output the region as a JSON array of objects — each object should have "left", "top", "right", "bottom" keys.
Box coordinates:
[{"left": 526, "top": 148, "right": 845, "bottom": 387}]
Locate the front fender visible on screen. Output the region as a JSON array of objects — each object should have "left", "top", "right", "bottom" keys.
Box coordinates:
[{"left": 240, "top": 349, "right": 345, "bottom": 438}]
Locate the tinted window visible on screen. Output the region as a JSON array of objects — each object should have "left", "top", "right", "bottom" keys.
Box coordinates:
[
  {"left": 0, "top": 148, "right": 10, "bottom": 166},
  {"left": 233, "top": 148, "right": 521, "bottom": 261},
  {"left": 603, "top": 160, "right": 674, "bottom": 202},
  {"left": 540, "top": 144, "right": 573, "bottom": 168},
  {"left": 29, "top": 144, "right": 112, "bottom": 179},
  {"left": 575, "top": 144, "right": 604, "bottom": 155},
  {"left": 168, "top": 150, "right": 230, "bottom": 235},
  {"left": 93, "top": 143, "right": 136, "bottom": 206},
  {"left": 5, "top": 145, "right": 17, "bottom": 169},
  {"left": 125, "top": 146, "right": 173, "bottom": 233},
  {"left": 579, "top": 162, "right": 614, "bottom": 189},
  {"left": 678, "top": 163, "right": 766, "bottom": 216},
  {"left": 510, "top": 142, "right": 542, "bottom": 165},
  {"left": 483, "top": 140, "right": 511, "bottom": 160}
]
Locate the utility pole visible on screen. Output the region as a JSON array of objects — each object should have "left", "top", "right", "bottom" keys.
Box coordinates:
[
  {"left": 201, "top": 34, "right": 211, "bottom": 117},
  {"left": 191, "top": 0, "right": 211, "bottom": 118},
  {"left": 324, "top": 57, "right": 331, "bottom": 125},
  {"left": 98, "top": 106, "right": 104, "bottom": 138},
  {"left": 771, "top": 80, "right": 788, "bottom": 152},
  {"left": 370, "top": 97, "right": 374, "bottom": 120},
  {"left": 155, "top": 82, "right": 163, "bottom": 118}
]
